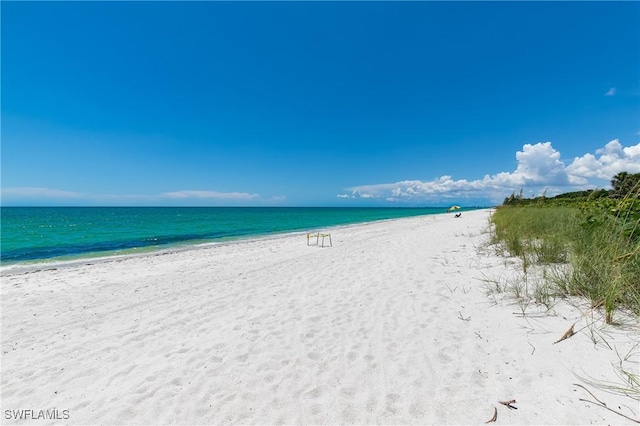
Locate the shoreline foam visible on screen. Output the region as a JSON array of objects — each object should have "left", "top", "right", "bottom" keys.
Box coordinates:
[
  {"left": 1, "top": 206, "right": 464, "bottom": 267},
  {"left": 0, "top": 214, "right": 435, "bottom": 276},
  {"left": 2, "top": 209, "right": 638, "bottom": 424}
]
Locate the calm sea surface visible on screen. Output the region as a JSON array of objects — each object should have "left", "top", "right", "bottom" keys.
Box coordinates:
[{"left": 1, "top": 207, "right": 474, "bottom": 265}]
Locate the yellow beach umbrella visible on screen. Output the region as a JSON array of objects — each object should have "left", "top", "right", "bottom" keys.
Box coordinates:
[{"left": 447, "top": 205, "right": 461, "bottom": 212}]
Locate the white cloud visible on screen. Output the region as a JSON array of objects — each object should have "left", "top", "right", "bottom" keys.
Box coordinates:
[
  {"left": 265, "top": 195, "right": 287, "bottom": 203},
  {"left": 566, "top": 139, "right": 640, "bottom": 180},
  {"left": 338, "top": 139, "right": 640, "bottom": 204},
  {"left": 514, "top": 142, "right": 572, "bottom": 185},
  {"left": 1, "top": 187, "right": 82, "bottom": 199},
  {"left": 1, "top": 187, "right": 265, "bottom": 205},
  {"left": 605, "top": 87, "right": 616, "bottom": 96},
  {"left": 161, "top": 190, "right": 259, "bottom": 200}
]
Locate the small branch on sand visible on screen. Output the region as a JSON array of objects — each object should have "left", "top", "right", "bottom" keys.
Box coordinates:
[
  {"left": 499, "top": 399, "right": 518, "bottom": 409},
  {"left": 553, "top": 323, "right": 575, "bottom": 344},
  {"left": 474, "top": 331, "right": 488, "bottom": 342},
  {"left": 485, "top": 406, "right": 497, "bottom": 423},
  {"left": 458, "top": 311, "right": 471, "bottom": 322},
  {"left": 574, "top": 384, "right": 640, "bottom": 424},
  {"left": 574, "top": 384, "right": 607, "bottom": 406}
]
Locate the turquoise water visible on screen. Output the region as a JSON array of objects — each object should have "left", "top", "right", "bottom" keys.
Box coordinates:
[{"left": 1, "top": 207, "right": 476, "bottom": 265}]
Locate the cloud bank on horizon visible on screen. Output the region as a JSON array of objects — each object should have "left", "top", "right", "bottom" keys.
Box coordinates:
[
  {"left": 161, "top": 190, "right": 260, "bottom": 201},
  {"left": 338, "top": 139, "right": 640, "bottom": 204},
  {"left": 0, "top": 188, "right": 267, "bottom": 205},
  {"left": 3, "top": 139, "right": 639, "bottom": 206}
]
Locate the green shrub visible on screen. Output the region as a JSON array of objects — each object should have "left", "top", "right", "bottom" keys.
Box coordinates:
[{"left": 490, "top": 204, "right": 640, "bottom": 321}]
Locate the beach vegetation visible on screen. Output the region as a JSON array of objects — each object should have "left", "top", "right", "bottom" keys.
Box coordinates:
[
  {"left": 490, "top": 172, "right": 640, "bottom": 323},
  {"left": 487, "top": 174, "right": 640, "bottom": 420}
]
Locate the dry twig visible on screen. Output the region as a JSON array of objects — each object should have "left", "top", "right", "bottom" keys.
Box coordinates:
[
  {"left": 573, "top": 383, "right": 606, "bottom": 406},
  {"left": 458, "top": 311, "right": 471, "bottom": 322},
  {"left": 498, "top": 399, "right": 518, "bottom": 409},
  {"left": 553, "top": 323, "right": 575, "bottom": 344},
  {"left": 574, "top": 384, "right": 640, "bottom": 424},
  {"left": 485, "top": 406, "right": 497, "bottom": 423}
]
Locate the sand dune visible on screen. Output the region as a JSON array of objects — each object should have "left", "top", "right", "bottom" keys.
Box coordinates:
[{"left": 2, "top": 209, "right": 638, "bottom": 425}]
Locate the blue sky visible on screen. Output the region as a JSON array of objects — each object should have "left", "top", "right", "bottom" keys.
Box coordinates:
[{"left": 2, "top": 1, "right": 639, "bottom": 207}]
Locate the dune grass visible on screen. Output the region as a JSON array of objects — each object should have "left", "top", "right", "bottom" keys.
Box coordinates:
[
  {"left": 488, "top": 190, "right": 640, "bottom": 417},
  {"left": 489, "top": 204, "right": 640, "bottom": 322}
]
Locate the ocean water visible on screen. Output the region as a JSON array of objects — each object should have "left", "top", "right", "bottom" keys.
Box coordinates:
[{"left": 0, "top": 207, "right": 470, "bottom": 265}]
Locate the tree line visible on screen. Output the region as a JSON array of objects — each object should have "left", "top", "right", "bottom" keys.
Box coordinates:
[{"left": 503, "top": 172, "right": 640, "bottom": 206}]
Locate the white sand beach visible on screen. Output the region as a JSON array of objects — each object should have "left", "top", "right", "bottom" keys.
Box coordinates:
[{"left": 1, "top": 209, "right": 638, "bottom": 425}]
